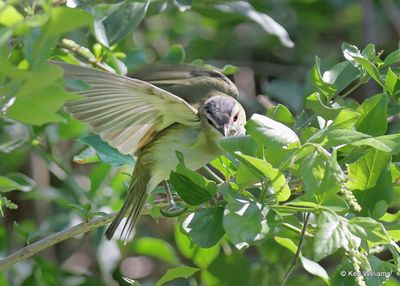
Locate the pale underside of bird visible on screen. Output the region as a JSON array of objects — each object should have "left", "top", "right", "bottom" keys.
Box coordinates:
[{"left": 53, "top": 61, "right": 246, "bottom": 241}]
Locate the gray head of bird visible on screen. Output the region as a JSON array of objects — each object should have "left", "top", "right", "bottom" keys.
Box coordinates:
[{"left": 199, "top": 94, "right": 246, "bottom": 138}]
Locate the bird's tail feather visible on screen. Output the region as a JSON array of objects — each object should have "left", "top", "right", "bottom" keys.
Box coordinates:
[{"left": 105, "top": 165, "right": 149, "bottom": 241}]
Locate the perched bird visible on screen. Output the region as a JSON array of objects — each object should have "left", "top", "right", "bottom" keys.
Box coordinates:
[{"left": 55, "top": 62, "right": 246, "bottom": 240}]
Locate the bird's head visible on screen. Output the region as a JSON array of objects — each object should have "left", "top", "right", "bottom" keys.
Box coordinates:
[{"left": 199, "top": 95, "right": 246, "bottom": 138}]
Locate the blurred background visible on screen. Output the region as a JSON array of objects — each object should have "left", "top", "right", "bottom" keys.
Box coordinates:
[{"left": 1, "top": 0, "right": 400, "bottom": 285}]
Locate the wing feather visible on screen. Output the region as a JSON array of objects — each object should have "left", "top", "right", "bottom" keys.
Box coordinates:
[{"left": 52, "top": 61, "right": 200, "bottom": 155}]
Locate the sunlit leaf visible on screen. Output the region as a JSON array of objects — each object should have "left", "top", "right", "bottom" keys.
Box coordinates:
[
  {"left": 235, "top": 153, "right": 290, "bottom": 201},
  {"left": 215, "top": 1, "right": 294, "bottom": 48},
  {"left": 131, "top": 237, "right": 180, "bottom": 265},
  {"left": 223, "top": 190, "right": 269, "bottom": 249},
  {"left": 355, "top": 93, "right": 388, "bottom": 136},
  {"left": 246, "top": 114, "right": 299, "bottom": 148},
  {"left": 183, "top": 207, "right": 225, "bottom": 248},
  {"left": 155, "top": 266, "right": 199, "bottom": 286},
  {"left": 347, "top": 149, "right": 391, "bottom": 191},
  {"left": 300, "top": 256, "right": 330, "bottom": 285}
]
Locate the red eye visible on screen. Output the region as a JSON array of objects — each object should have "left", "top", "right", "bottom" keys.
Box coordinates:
[{"left": 233, "top": 113, "right": 238, "bottom": 122}]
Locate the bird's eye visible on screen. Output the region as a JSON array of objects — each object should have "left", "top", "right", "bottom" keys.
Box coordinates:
[
  {"left": 233, "top": 113, "right": 239, "bottom": 122},
  {"left": 207, "top": 118, "right": 213, "bottom": 126}
]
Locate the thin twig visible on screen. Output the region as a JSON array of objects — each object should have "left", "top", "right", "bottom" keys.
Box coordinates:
[
  {"left": 0, "top": 214, "right": 115, "bottom": 272},
  {"left": 58, "top": 38, "right": 116, "bottom": 73},
  {"left": 280, "top": 212, "right": 311, "bottom": 286},
  {"left": 339, "top": 80, "right": 364, "bottom": 98},
  {"left": 202, "top": 165, "right": 224, "bottom": 184},
  {"left": 0, "top": 198, "right": 172, "bottom": 272}
]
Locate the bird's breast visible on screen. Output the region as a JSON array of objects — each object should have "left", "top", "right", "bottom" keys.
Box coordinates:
[{"left": 144, "top": 124, "right": 222, "bottom": 189}]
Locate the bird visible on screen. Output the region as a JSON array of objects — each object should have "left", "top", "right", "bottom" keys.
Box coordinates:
[{"left": 54, "top": 62, "right": 246, "bottom": 241}]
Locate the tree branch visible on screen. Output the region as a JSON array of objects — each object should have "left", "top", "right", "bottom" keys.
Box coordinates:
[
  {"left": 280, "top": 212, "right": 311, "bottom": 286},
  {"left": 0, "top": 214, "right": 115, "bottom": 272},
  {"left": 0, "top": 198, "right": 172, "bottom": 272},
  {"left": 58, "top": 38, "right": 116, "bottom": 73}
]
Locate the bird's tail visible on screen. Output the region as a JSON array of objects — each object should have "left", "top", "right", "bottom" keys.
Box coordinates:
[{"left": 105, "top": 163, "right": 150, "bottom": 241}]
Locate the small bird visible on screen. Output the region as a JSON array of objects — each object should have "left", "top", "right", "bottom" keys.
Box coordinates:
[{"left": 55, "top": 62, "right": 246, "bottom": 240}]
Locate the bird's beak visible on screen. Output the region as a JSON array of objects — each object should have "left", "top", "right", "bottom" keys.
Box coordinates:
[{"left": 221, "top": 124, "right": 245, "bottom": 137}]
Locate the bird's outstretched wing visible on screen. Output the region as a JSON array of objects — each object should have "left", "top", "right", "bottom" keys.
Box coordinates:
[
  {"left": 52, "top": 61, "right": 200, "bottom": 155},
  {"left": 132, "top": 64, "right": 239, "bottom": 105}
]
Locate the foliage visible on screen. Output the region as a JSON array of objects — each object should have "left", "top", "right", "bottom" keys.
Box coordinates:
[{"left": 1, "top": 1, "right": 400, "bottom": 286}]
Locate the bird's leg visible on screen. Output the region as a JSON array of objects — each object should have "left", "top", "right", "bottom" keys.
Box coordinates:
[{"left": 162, "top": 180, "right": 178, "bottom": 211}]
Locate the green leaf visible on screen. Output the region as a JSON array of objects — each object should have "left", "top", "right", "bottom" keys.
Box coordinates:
[
  {"left": 223, "top": 191, "right": 269, "bottom": 249},
  {"left": 155, "top": 266, "right": 199, "bottom": 286},
  {"left": 89, "top": 163, "right": 111, "bottom": 199},
  {"left": 274, "top": 236, "right": 297, "bottom": 254},
  {"left": 0, "top": 173, "right": 35, "bottom": 193},
  {"left": 215, "top": 1, "right": 294, "bottom": 48},
  {"left": 353, "top": 57, "right": 385, "bottom": 88},
  {"left": 305, "top": 92, "right": 341, "bottom": 120},
  {"left": 355, "top": 93, "right": 388, "bottom": 136},
  {"left": 59, "top": 114, "right": 86, "bottom": 139},
  {"left": 218, "top": 135, "right": 258, "bottom": 156},
  {"left": 246, "top": 114, "right": 299, "bottom": 148},
  {"left": 73, "top": 146, "right": 100, "bottom": 164},
  {"left": 219, "top": 64, "right": 238, "bottom": 75},
  {"left": 330, "top": 109, "right": 361, "bottom": 129},
  {"left": 348, "top": 217, "right": 390, "bottom": 246},
  {"left": 372, "top": 134, "right": 400, "bottom": 154},
  {"left": 300, "top": 256, "right": 330, "bottom": 285},
  {"left": 93, "top": 0, "right": 150, "bottom": 46},
  {"left": 23, "top": 28, "right": 59, "bottom": 68},
  {"left": 347, "top": 149, "right": 391, "bottom": 191},
  {"left": 205, "top": 251, "right": 250, "bottom": 286},
  {"left": 350, "top": 135, "right": 390, "bottom": 154},
  {"left": 354, "top": 167, "right": 393, "bottom": 219},
  {"left": 44, "top": 7, "right": 93, "bottom": 38},
  {"left": 161, "top": 44, "right": 186, "bottom": 64},
  {"left": 266, "top": 104, "right": 295, "bottom": 127},
  {"left": 174, "top": 225, "right": 220, "bottom": 269},
  {"left": 7, "top": 84, "right": 78, "bottom": 126},
  {"left": 385, "top": 67, "right": 398, "bottom": 96},
  {"left": 210, "top": 156, "right": 237, "bottom": 181},
  {"left": 299, "top": 148, "right": 343, "bottom": 194},
  {"left": 314, "top": 212, "right": 360, "bottom": 261},
  {"left": 342, "top": 43, "right": 363, "bottom": 64},
  {"left": 170, "top": 162, "right": 217, "bottom": 205},
  {"left": 15, "top": 63, "right": 64, "bottom": 97},
  {"left": 235, "top": 153, "right": 290, "bottom": 201},
  {"left": 236, "top": 163, "right": 258, "bottom": 188},
  {"left": 383, "top": 49, "right": 400, "bottom": 67},
  {"left": 169, "top": 172, "right": 211, "bottom": 205},
  {"left": 310, "top": 56, "right": 337, "bottom": 96},
  {"left": 131, "top": 237, "right": 180, "bottom": 265},
  {"left": 182, "top": 207, "right": 225, "bottom": 248},
  {"left": 362, "top": 43, "right": 377, "bottom": 60},
  {"left": 322, "top": 61, "right": 361, "bottom": 94},
  {"left": 316, "top": 128, "right": 370, "bottom": 148},
  {"left": 0, "top": 3, "right": 24, "bottom": 26},
  {"left": 80, "top": 135, "right": 135, "bottom": 166},
  {"left": 288, "top": 193, "right": 349, "bottom": 212},
  {"left": 364, "top": 255, "right": 394, "bottom": 286}
]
